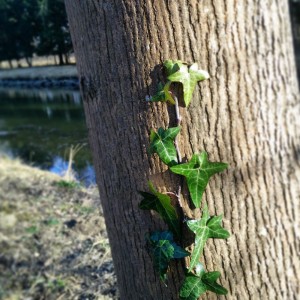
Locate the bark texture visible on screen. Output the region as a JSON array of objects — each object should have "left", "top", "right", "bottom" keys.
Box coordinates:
[{"left": 65, "top": 1, "right": 300, "bottom": 299}]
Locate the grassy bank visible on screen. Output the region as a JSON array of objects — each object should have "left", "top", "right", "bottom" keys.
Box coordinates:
[
  {"left": 0, "top": 65, "right": 77, "bottom": 80},
  {"left": 0, "top": 157, "right": 118, "bottom": 300}
]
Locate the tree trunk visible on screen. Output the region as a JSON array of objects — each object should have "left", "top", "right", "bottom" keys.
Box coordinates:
[
  {"left": 65, "top": 1, "right": 300, "bottom": 299},
  {"left": 290, "top": 0, "right": 300, "bottom": 81},
  {"left": 58, "top": 52, "right": 64, "bottom": 65},
  {"left": 25, "top": 57, "right": 32, "bottom": 68},
  {"left": 64, "top": 53, "right": 69, "bottom": 64},
  {"left": 8, "top": 60, "right": 13, "bottom": 69},
  {"left": 54, "top": 55, "right": 58, "bottom": 65}
]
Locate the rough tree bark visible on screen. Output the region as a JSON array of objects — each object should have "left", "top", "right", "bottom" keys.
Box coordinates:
[{"left": 65, "top": 1, "right": 300, "bottom": 299}]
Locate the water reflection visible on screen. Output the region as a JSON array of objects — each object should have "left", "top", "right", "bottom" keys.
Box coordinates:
[
  {"left": 0, "top": 88, "right": 95, "bottom": 186},
  {"left": 49, "top": 156, "right": 96, "bottom": 186}
]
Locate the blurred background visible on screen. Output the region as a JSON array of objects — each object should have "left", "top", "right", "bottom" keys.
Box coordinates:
[
  {"left": 0, "top": 1, "right": 118, "bottom": 300},
  {"left": 0, "top": 0, "right": 95, "bottom": 186},
  {"left": 0, "top": 0, "right": 299, "bottom": 300},
  {"left": 0, "top": 0, "right": 299, "bottom": 186}
]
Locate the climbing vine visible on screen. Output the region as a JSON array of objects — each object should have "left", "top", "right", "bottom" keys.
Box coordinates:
[{"left": 139, "top": 60, "right": 230, "bottom": 299}]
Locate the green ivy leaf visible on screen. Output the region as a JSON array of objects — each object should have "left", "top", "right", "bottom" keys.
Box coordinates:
[
  {"left": 163, "top": 81, "right": 175, "bottom": 105},
  {"left": 147, "top": 60, "right": 183, "bottom": 105},
  {"left": 148, "top": 231, "right": 190, "bottom": 281},
  {"left": 150, "top": 126, "right": 181, "bottom": 167},
  {"left": 187, "top": 206, "right": 230, "bottom": 272},
  {"left": 170, "top": 152, "right": 228, "bottom": 207},
  {"left": 180, "top": 263, "right": 228, "bottom": 299},
  {"left": 139, "top": 182, "right": 180, "bottom": 237},
  {"left": 202, "top": 271, "right": 228, "bottom": 295},
  {"left": 168, "top": 63, "right": 209, "bottom": 106},
  {"left": 148, "top": 82, "right": 175, "bottom": 105},
  {"left": 163, "top": 60, "right": 183, "bottom": 76},
  {"left": 149, "top": 83, "right": 166, "bottom": 102}
]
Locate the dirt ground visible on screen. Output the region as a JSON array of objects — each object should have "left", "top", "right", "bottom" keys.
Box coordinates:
[{"left": 0, "top": 157, "right": 119, "bottom": 300}]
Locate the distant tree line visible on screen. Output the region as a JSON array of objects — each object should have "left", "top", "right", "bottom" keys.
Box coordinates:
[
  {"left": 0, "top": 0, "right": 299, "bottom": 73},
  {"left": 0, "top": 0, "right": 72, "bottom": 68}
]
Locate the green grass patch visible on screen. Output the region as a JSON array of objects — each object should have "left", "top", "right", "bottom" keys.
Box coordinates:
[
  {"left": 43, "top": 218, "right": 60, "bottom": 226},
  {"left": 25, "top": 225, "right": 39, "bottom": 234},
  {"left": 55, "top": 180, "right": 81, "bottom": 189}
]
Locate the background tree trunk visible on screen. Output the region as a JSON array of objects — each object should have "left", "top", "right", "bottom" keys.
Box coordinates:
[
  {"left": 290, "top": 0, "right": 300, "bottom": 81},
  {"left": 65, "top": 1, "right": 300, "bottom": 299}
]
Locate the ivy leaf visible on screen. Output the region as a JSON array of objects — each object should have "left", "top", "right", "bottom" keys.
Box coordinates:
[
  {"left": 163, "top": 60, "right": 183, "bottom": 76},
  {"left": 163, "top": 81, "right": 175, "bottom": 105},
  {"left": 180, "top": 263, "right": 228, "bottom": 299},
  {"left": 180, "top": 275, "right": 207, "bottom": 300},
  {"left": 149, "top": 234, "right": 174, "bottom": 282},
  {"left": 150, "top": 126, "right": 181, "bottom": 167},
  {"left": 168, "top": 63, "right": 209, "bottom": 106},
  {"left": 202, "top": 271, "right": 228, "bottom": 295},
  {"left": 149, "top": 82, "right": 175, "bottom": 105},
  {"left": 149, "top": 82, "right": 166, "bottom": 102},
  {"left": 148, "top": 231, "right": 190, "bottom": 281},
  {"left": 187, "top": 206, "right": 230, "bottom": 272},
  {"left": 147, "top": 60, "right": 183, "bottom": 105},
  {"left": 170, "top": 152, "right": 228, "bottom": 207},
  {"left": 139, "top": 182, "right": 180, "bottom": 237},
  {"left": 150, "top": 59, "right": 183, "bottom": 105}
]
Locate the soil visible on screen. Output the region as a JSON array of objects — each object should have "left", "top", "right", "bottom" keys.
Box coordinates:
[{"left": 0, "top": 157, "right": 119, "bottom": 300}]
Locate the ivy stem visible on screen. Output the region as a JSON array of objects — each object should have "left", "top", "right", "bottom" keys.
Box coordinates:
[
  {"left": 173, "top": 95, "right": 184, "bottom": 209},
  {"left": 174, "top": 95, "right": 182, "bottom": 163},
  {"left": 173, "top": 94, "right": 189, "bottom": 273},
  {"left": 165, "top": 192, "right": 177, "bottom": 197}
]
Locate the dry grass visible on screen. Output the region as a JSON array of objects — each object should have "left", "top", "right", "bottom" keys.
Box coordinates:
[{"left": 0, "top": 157, "right": 118, "bottom": 300}]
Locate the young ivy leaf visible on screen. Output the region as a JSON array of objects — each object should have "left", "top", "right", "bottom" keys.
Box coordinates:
[
  {"left": 150, "top": 82, "right": 175, "bottom": 105},
  {"left": 163, "top": 59, "right": 183, "bottom": 76},
  {"left": 170, "top": 152, "right": 228, "bottom": 207},
  {"left": 187, "top": 206, "right": 230, "bottom": 272},
  {"left": 180, "top": 263, "right": 228, "bottom": 300},
  {"left": 150, "top": 126, "right": 181, "bottom": 167},
  {"left": 149, "top": 83, "right": 166, "bottom": 102},
  {"left": 148, "top": 231, "right": 190, "bottom": 282},
  {"left": 168, "top": 63, "right": 209, "bottom": 107},
  {"left": 147, "top": 60, "right": 183, "bottom": 105},
  {"left": 139, "top": 182, "right": 180, "bottom": 237},
  {"left": 163, "top": 81, "right": 175, "bottom": 104}
]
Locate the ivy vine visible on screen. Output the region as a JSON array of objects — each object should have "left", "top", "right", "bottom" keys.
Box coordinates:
[{"left": 140, "top": 60, "right": 229, "bottom": 299}]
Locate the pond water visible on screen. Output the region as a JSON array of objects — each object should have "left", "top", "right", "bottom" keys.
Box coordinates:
[{"left": 0, "top": 88, "right": 96, "bottom": 186}]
